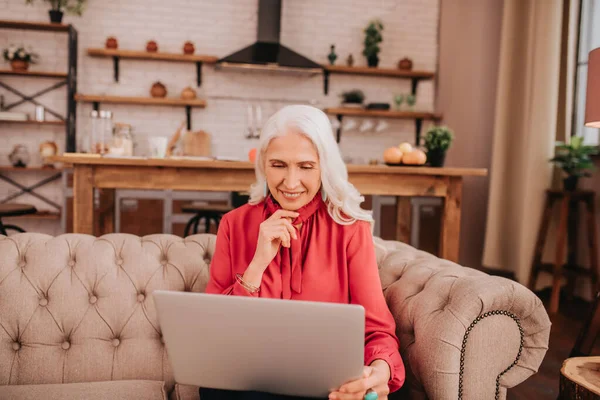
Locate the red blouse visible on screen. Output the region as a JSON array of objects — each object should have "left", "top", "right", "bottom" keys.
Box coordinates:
[{"left": 205, "top": 194, "right": 405, "bottom": 392}]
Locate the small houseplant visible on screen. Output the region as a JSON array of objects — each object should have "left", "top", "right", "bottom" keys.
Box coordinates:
[
  {"left": 340, "top": 89, "right": 365, "bottom": 108},
  {"left": 423, "top": 125, "right": 454, "bottom": 167},
  {"left": 25, "top": 0, "right": 87, "bottom": 23},
  {"left": 3, "top": 45, "right": 38, "bottom": 71},
  {"left": 363, "top": 19, "right": 383, "bottom": 67},
  {"left": 550, "top": 136, "right": 598, "bottom": 191}
]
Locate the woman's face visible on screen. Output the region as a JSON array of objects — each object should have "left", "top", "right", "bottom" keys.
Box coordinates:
[{"left": 263, "top": 131, "right": 321, "bottom": 211}]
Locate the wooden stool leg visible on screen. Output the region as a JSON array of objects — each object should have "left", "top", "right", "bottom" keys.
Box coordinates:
[
  {"left": 550, "top": 196, "right": 570, "bottom": 314},
  {"left": 529, "top": 194, "right": 554, "bottom": 291},
  {"left": 586, "top": 195, "right": 599, "bottom": 298}
]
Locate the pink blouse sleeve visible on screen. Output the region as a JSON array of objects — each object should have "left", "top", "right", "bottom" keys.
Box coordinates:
[
  {"left": 205, "top": 215, "right": 258, "bottom": 297},
  {"left": 347, "top": 221, "right": 406, "bottom": 392}
]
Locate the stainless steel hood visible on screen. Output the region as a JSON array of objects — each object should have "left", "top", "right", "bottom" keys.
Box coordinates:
[{"left": 217, "top": 0, "right": 323, "bottom": 74}]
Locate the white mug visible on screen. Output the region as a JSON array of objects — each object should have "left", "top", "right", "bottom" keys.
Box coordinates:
[{"left": 148, "top": 137, "right": 168, "bottom": 158}]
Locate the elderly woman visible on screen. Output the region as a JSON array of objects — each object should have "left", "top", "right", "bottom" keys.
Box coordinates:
[{"left": 201, "top": 105, "right": 405, "bottom": 400}]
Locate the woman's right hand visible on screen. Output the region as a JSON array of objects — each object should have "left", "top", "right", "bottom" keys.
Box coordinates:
[{"left": 250, "top": 209, "right": 299, "bottom": 270}]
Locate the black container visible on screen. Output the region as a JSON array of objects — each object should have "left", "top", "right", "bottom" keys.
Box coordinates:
[
  {"left": 427, "top": 149, "right": 446, "bottom": 167},
  {"left": 367, "top": 54, "right": 379, "bottom": 67},
  {"left": 563, "top": 176, "right": 579, "bottom": 191},
  {"left": 49, "top": 10, "right": 63, "bottom": 23}
]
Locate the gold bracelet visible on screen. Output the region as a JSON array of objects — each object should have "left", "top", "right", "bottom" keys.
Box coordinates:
[{"left": 235, "top": 273, "right": 260, "bottom": 293}]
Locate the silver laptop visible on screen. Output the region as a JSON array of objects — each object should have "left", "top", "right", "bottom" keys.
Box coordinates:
[{"left": 153, "top": 291, "right": 365, "bottom": 398}]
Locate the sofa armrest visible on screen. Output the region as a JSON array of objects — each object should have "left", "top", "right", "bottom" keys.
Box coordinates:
[{"left": 374, "top": 239, "right": 551, "bottom": 400}]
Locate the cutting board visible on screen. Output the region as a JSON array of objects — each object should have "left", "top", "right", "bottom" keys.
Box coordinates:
[{"left": 183, "top": 130, "right": 211, "bottom": 157}]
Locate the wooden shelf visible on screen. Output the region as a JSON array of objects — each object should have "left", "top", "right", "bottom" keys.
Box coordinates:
[
  {"left": 324, "top": 107, "right": 442, "bottom": 145},
  {"left": 0, "top": 119, "right": 65, "bottom": 126},
  {"left": 324, "top": 108, "right": 442, "bottom": 120},
  {"left": 0, "top": 69, "right": 68, "bottom": 79},
  {"left": 0, "top": 19, "right": 70, "bottom": 32},
  {"left": 87, "top": 48, "right": 219, "bottom": 63},
  {"left": 15, "top": 211, "right": 61, "bottom": 220},
  {"left": 323, "top": 65, "right": 435, "bottom": 79},
  {"left": 75, "top": 94, "right": 207, "bottom": 108},
  {"left": 0, "top": 166, "right": 64, "bottom": 172}
]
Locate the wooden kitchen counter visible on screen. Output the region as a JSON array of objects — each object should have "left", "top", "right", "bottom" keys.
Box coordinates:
[{"left": 49, "top": 154, "right": 487, "bottom": 262}]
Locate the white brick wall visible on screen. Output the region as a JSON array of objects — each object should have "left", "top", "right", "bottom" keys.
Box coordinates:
[{"left": 0, "top": 0, "right": 439, "bottom": 234}]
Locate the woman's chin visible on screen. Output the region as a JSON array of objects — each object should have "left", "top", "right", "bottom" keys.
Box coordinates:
[{"left": 274, "top": 193, "right": 309, "bottom": 210}]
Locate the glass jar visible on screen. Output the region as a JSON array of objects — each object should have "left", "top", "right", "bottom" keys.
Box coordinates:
[{"left": 109, "top": 123, "right": 134, "bottom": 157}]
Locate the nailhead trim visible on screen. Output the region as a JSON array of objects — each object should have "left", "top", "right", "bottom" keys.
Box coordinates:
[{"left": 457, "top": 310, "right": 524, "bottom": 400}]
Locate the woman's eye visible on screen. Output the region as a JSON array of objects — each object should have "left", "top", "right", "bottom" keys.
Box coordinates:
[
  {"left": 300, "top": 166, "right": 313, "bottom": 170},
  {"left": 272, "top": 164, "right": 284, "bottom": 168}
]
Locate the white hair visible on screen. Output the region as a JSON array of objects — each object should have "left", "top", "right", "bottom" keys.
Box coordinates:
[{"left": 248, "top": 105, "right": 373, "bottom": 226}]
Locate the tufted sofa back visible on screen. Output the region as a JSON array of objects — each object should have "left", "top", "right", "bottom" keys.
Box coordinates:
[{"left": 0, "top": 233, "right": 215, "bottom": 392}]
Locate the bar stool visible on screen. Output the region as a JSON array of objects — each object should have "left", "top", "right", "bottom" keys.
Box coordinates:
[
  {"left": 0, "top": 203, "right": 37, "bottom": 236},
  {"left": 182, "top": 192, "right": 249, "bottom": 236},
  {"left": 528, "top": 190, "right": 599, "bottom": 314}
]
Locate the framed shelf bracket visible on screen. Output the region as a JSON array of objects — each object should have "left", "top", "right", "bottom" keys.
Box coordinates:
[
  {"left": 335, "top": 114, "right": 342, "bottom": 143},
  {"left": 415, "top": 118, "right": 423, "bottom": 146},
  {"left": 196, "top": 62, "right": 203, "bottom": 87},
  {"left": 323, "top": 70, "right": 330, "bottom": 95},
  {"left": 92, "top": 101, "right": 99, "bottom": 111},
  {"left": 411, "top": 79, "right": 419, "bottom": 96},
  {"left": 113, "top": 56, "right": 120, "bottom": 82},
  {"left": 186, "top": 105, "right": 192, "bottom": 130}
]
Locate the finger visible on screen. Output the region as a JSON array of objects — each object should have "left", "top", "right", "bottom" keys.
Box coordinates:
[
  {"left": 278, "top": 219, "right": 298, "bottom": 240},
  {"left": 273, "top": 227, "right": 291, "bottom": 248},
  {"left": 338, "top": 367, "right": 372, "bottom": 393},
  {"left": 269, "top": 209, "right": 300, "bottom": 220}
]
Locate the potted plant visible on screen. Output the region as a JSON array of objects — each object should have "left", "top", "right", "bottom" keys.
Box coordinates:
[
  {"left": 339, "top": 89, "right": 365, "bottom": 108},
  {"left": 363, "top": 19, "right": 383, "bottom": 67},
  {"left": 25, "top": 0, "right": 87, "bottom": 23},
  {"left": 550, "top": 136, "right": 598, "bottom": 191},
  {"left": 423, "top": 125, "right": 454, "bottom": 167},
  {"left": 3, "top": 45, "right": 38, "bottom": 72}
]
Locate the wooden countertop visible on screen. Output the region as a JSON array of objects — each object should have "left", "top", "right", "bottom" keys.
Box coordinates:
[{"left": 48, "top": 154, "right": 488, "bottom": 177}]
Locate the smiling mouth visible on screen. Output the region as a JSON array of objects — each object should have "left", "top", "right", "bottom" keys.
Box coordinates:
[{"left": 279, "top": 190, "right": 304, "bottom": 199}]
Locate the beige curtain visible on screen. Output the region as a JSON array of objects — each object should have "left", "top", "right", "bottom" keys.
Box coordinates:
[{"left": 482, "top": 0, "right": 565, "bottom": 284}]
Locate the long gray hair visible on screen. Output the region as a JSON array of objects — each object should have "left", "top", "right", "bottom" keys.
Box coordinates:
[{"left": 248, "top": 105, "right": 373, "bottom": 225}]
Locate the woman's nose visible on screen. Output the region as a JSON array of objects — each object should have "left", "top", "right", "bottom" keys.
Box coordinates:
[{"left": 283, "top": 169, "right": 301, "bottom": 189}]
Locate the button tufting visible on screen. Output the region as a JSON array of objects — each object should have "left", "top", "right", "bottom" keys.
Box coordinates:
[
  {"left": 137, "top": 293, "right": 145, "bottom": 302},
  {"left": 39, "top": 298, "right": 48, "bottom": 307},
  {"left": 112, "top": 338, "right": 120, "bottom": 347},
  {"left": 89, "top": 295, "right": 98, "bottom": 304},
  {"left": 61, "top": 341, "right": 70, "bottom": 350},
  {"left": 18, "top": 261, "right": 26, "bottom": 268},
  {"left": 161, "top": 259, "right": 168, "bottom": 266},
  {"left": 116, "top": 259, "right": 124, "bottom": 266},
  {"left": 160, "top": 336, "right": 165, "bottom": 345},
  {"left": 68, "top": 260, "right": 75, "bottom": 267},
  {"left": 12, "top": 342, "right": 20, "bottom": 351}
]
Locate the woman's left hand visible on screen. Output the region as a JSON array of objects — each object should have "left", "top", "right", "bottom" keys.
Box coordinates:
[{"left": 329, "top": 360, "right": 391, "bottom": 400}]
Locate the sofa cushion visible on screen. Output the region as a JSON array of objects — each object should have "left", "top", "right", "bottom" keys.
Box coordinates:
[
  {"left": 0, "top": 379, "right": 167, "bottom": 400},
  {"left": 171, "top": 383, "right": 199, "bottom": 400}
]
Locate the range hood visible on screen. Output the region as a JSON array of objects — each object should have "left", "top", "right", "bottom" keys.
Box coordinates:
[{"left": 217, "top": 0, "right": 323, "bottom": 74}]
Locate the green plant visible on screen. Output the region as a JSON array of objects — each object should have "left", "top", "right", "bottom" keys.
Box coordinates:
[
  {"left": 3, "top": 45, "right": 38, "bottom": 63},
  {"left": 362, "top": 19, "right": 383, "bottom": 59},
  {"left": 423, "top": 126, "right": 454, "bottom": 152},
  {"left": 25, "top": 0, "right": 87, "bottom": 15},
  {"left": 550, "top": 136, "right": 598, "bottom": 178},
  {"left": 340, "top": 89, "right": 365, "bottom": 104}
]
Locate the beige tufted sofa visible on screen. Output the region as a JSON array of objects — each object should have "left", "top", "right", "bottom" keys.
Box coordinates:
[{"left": 0, "top": 233, "right": 551, "bottom": 400}]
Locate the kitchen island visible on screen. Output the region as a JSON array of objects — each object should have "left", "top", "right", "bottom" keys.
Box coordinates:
[{"left": 48, "top": 154, "right": 487, "bottom": 262}]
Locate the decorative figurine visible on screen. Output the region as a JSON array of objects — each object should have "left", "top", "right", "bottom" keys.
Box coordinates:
[
  {"left": 105, "top": 37, "right": 118, "bottom": 49},
  {"left": 393, "top": 94, "right": 404, "bottom": 110},
  {"left": 398, "top": 57, "right": 413, "bottom": 70},
  {"left": 346, "top": 53, "right": 354, "bottom": 67},
  {"left": 183, "top": 41, "right": 195, "bottom": 55},
  {"left": 327, "top": 44, "right": 337, "bottom": 65},
  {"left": 8, "top": 144, "right": 30, "bottom": 168},
  {"left": 180, "top": 86, "right": 197, "bottom": 100},
  {"left": 150, "top": 81, "right": 167, "bottom": 98},
  {"left": 39, "top": 141, "right": 58, "bottom": 167},
  {"left": 146, "top": 40, "right": 158, "bottom": 53}
]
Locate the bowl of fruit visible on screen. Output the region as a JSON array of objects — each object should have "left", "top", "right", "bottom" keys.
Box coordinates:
[{"left": 383, "top": 142, "right": 427, "bottom": 166}]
